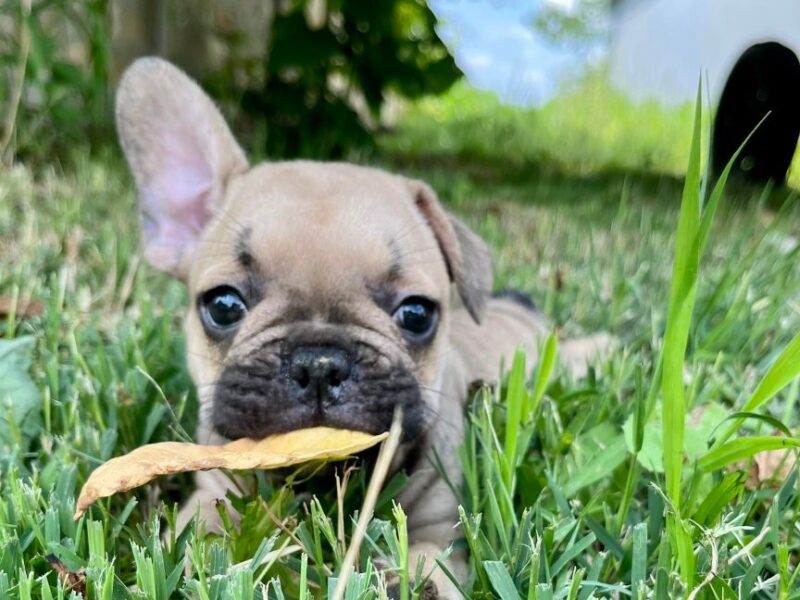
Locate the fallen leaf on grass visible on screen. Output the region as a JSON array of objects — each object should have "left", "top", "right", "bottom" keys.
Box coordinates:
[
  {"left": 46, "top": 554, "right": 86, "bottom": 596},
  {"left": 0, "top": 296, "right": 44, "bottom": 319},
  {"left": 750, "top": 447, "right": 797, "bottom": 486},
  {"left": 74, "top": 427, "right": 387, "bottom": 519},
  {"left": 733, "top": 430, "right": 798, "bottom": 490}
]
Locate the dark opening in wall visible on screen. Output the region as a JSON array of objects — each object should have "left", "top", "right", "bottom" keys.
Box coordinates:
[{"left": 712, "top": 41, "right": 800, "bottom": 184}]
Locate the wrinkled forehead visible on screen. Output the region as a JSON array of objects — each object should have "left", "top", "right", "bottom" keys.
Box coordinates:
[{"left": 191, "top": 162, "right": 446, "bottom": 294}]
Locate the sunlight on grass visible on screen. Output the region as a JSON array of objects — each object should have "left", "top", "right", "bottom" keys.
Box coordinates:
[{"left": 383, "top": 71, "right": 697, "bottom": 177}]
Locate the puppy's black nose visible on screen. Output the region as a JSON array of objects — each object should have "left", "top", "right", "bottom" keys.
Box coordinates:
[{"left": 288, "top": 345, "right": 352, "bottom": 405}]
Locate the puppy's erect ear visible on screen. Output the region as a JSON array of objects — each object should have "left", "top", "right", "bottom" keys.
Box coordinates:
[
  {"left": 116, "top": 57, "right": 248, "bottom": 279},
  {"left": 409, "top": 180, "right": 493, "bottom": 323}
]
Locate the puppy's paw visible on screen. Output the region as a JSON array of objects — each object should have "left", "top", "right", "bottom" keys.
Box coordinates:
[
  {"left": 386, "top": 577, "right": 439, "bottom": 600},
  {"left": 560, "top": 332, "right": 617, "bottom": 379},
  {"left": 175, "top": 489, "right": 230, "bottom": 535},
  {"left": 381, "top": 542, "right": 462, "bottom": 599}
]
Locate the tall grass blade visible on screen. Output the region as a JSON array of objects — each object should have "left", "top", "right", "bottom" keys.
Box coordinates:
[
  {"left": 662, "top": 79, "right": 702, "bottom": 511},
  {"left": 504, "top": 349, "right": 528, "bottom": 491},
  {"left": 714, "top": 330, "right": 800, "bottom": 446},
  {"left": 696, "top": 112, "right": 770, "bottom": 254},
  {"left": 661, "top": 79, "right": 704, "bottom": 588},
  {"left": 530, "top": 334, "right": 558, "bottom": 417},
  {"left": 631, "top": 523, "right": 647, "bottom": 598}
]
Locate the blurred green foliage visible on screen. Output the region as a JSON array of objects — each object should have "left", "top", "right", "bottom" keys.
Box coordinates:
[
  {"left": 383, "top": 72, "right": 697, "bottom": 176},
  {"left": 0, "top": 0, "right": 460, "bottom": 165},
  {"left": 209, "top": 0, "right": 461, "bottom": 159},
  {"left": 0, "top": 0, "right": 112, "bottom": 164},
  {"left": 383, "top": 69, "right": 800, "bottom": 188},
  {"left": 532, "top": 0, "right": 609, "bottom": 45}
]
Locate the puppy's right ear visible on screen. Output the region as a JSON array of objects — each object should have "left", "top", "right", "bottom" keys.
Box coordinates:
[
  {"left": 116, "top": 57, "right": 248, "bottom": 279},
  {"left": 408, "top": 180, "right": 493, "bottom": 324}
]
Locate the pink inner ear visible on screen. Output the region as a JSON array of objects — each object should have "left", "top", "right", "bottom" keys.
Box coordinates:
[{"left": 140, "top": 130, "right": 216, "bottom": 273}]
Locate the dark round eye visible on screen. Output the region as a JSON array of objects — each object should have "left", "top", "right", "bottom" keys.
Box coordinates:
[
  {"left": 200, "top": 287, "right": 247, "bottom": 331},
  {"left": 393, "top": 297, "right": 438, "bottom": 339}
]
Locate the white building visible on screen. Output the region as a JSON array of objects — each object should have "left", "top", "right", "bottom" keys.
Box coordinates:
[{"left": 608, "top": 0, "right": 800, "bottom": 182}]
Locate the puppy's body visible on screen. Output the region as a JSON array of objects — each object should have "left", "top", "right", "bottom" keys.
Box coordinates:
[{"left": 116, "top": 58, "right": 609, "bottom": 598}]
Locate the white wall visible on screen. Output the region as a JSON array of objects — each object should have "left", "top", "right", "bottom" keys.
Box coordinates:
[{"left": 608, "top": 0, "right": 800, "bottom": 105}]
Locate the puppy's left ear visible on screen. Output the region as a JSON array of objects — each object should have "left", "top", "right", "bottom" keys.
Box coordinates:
[{"left": 409, "top": 180, "right": 493, "bottom": 324}]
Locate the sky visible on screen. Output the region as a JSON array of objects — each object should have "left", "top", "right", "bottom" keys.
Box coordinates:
[{"left": 429, "top": 0, "right": 606, "bottom": 106}]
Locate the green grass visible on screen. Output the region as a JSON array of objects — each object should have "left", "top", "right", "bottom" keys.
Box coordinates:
[
  {"left": 2, "top": 81, "right": 800, "bottom": 598},
  {"left": 381, "top": 72, "right": 696, "bottom": 177},
  {"left": 382, "top": 72, "right": 800, "bottom": 189}
]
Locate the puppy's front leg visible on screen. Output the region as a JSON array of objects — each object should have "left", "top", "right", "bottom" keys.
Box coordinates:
[
  {"left": 386, "top": 542, "right": 464, "bottom": 600},
  {"left": 175, "top": 470, "right": 242, "bottom": 534},
  {"left": 410, "top": 542, "right": 464, "bottom": 600},
  {"left": 393, "top": 475, "right": 467, "bottom": 599},
  {"left": 560, "top": 332, "right": 615, "bottom": 379}
]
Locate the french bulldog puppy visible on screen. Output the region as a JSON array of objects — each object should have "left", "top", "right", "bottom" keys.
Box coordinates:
[{"left": 116, "top": 57, "right": 609, "bottom": 598}]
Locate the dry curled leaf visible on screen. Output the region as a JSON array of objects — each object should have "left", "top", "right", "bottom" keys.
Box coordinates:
[
  {"left": 74, "top": 427, "right": 387, "bottom": 519},
  {"left": 740, "top": 446, "right": 798, "bottom": 490},
  {"left": 753, "top": 447, "right": 797, "bottom": 483},
  {"left": 46, "top": 554, "right": 86, "bottom": 596},
  {"left": 0, "top": 296, "right": 44, "bottom": 319},
  {"left": 731, "top": 430, "right": 798, "bottom": 490}
]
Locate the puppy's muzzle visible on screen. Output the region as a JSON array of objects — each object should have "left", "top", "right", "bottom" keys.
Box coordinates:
[
  {"left": 211, "top": 330, "right": 425, "bottom": 441},
  {"left": 288, "top": 345, "right": 352, "bottom": 406}
]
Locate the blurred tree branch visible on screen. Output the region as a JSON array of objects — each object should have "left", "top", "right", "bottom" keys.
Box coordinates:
[
  {"left": 0, "top": 0, "right": 31, "bottom": 164},
  {"left": 214, "top": 0, "right": 462, "bottom": 158},
  {"left": 532, "top": 0, "right": 610, "bottom": 46},
  {"left": 0, "top": 0, "right": 460, "bottom": 163}
]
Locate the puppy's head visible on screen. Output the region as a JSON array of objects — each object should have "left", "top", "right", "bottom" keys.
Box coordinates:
[{"left": 116, "top": 58, "right": 492, "bottom": 445}]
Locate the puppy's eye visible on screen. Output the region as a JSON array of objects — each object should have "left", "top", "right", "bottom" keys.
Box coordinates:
[
  {"left": 200, "top": 287, "right": 247, "bottom": 331},
  {"left": 393, "top": 297, "right": 438, "bottom": 340}
]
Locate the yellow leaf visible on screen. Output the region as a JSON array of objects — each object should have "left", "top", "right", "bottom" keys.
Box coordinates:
[{"left": 74, "top": 427, "right": 387, "bottom": 519}]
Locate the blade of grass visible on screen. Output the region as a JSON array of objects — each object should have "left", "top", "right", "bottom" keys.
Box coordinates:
[
  {"left": 298, "top": 552, "right": 308, "bottom": 600},
  {"left": 616, "top": 366, "right": 647, "bottom": 533},
  {"left": 483, "top": 561, "right": 519, "bottom": 600},
  {"left": 435, "top": 555, "right": 470, "bottom": 600},
  {"left": 529, "top": 334, "right": 558, "bottom": 418},
  {"left": 550, "top": 532, "right": 595, "bottom": 577},
  {"left": 504, "top": 348, "right": 528, "bottom": 495},
  {"left": 713, "top": 330, "right": 800, "bottom": 447},
  {"left": 696, "top": 112, "right": 770, "bottom": 254},
  {"left": 661, "top": 79, "right": 704, "bottom": 588},
  {"left": 391, "top": 502, "right": 409, "bottom": 600},
  {"left": 662, "top": 79, "right": 702, "bottom": 512},
  {"left": 631, "top": 523, "right": 647, "bottom": 599},
  {"left": 332, "top": 408, "right": 403, "bottom": 600},
  {"left": 699, "top": 436, "right": 800, "bottom": 472}
]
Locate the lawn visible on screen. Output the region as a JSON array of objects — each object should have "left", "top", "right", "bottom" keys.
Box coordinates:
[{"left": 1, "top": 81, "right": 799, "bottom": 598}]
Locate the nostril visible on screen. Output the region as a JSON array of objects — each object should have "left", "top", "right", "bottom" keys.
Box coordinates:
[
  {"left": 328, "top": 357, "right": 351, "bottom": 387},
  {"left": 296, "top": 369, "right": 310, "bottom": 389},
  {"left": 328, "top": 369, "right": 344, "bottom": 388},
  {"left": 289, "top": 361, "right": 311, "bottom": 389}
]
